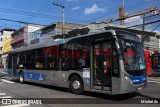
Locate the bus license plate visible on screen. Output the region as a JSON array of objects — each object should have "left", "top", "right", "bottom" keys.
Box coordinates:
[{"left": 138, "top": 87, "right": 143, "bottom": 90}]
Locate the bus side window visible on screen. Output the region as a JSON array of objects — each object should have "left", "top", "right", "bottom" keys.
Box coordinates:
[
  {"left": 35, "top": 49, "right": 44, "bottom": 69},
  {"left": 59, "top": 42, "right": 90, "bottom": 71},
  {"left": 18, "top": 53, "right": 25, "bottom": 68},
  {"left": 30, "top": 56, "right": 36, "bottom": 69},
  {"left": 25, "top": 52, "right": 31, "bottom": 69},
  {"left": 47, "top": 56, "right": 57, "bottom": 69},
  {"left": 45, "top": 46, "right": 58, "bottom": 70},
  {"left": 60, "top": 44, "right": 72, "bottom": 71},
  {"left": 25, "top": 50, "right": 36, "bottom": 69},
  {"left": 112, "top": 43, "right": 119, "bottom": 77},
  {"left": 72, "top": 41, "right": 90, "bottom": 70}
]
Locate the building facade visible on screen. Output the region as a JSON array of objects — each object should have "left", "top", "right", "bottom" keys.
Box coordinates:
[
  {"left": 55, "top": 23, "right": 159, "bottom": 51},
  {"left": 0, "top": 31, "right": 3, "bottom": 63},
  {"left": 11, "top": 25, "right": 44, "bottom": 50},
  {"left": 0, "top": 29, "right": 15, "bottom": 67},
  {"left": 89, "top": 23, "right": 159, "bottom": 51},
  {"left": 27, "top": 22, "right": 85, "bottom": 47},
  {"left": 2, "top": 37, "right": 12, "bottom": 68}
]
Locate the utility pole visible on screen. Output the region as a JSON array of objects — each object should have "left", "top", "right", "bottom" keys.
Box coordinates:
[
  {"left": 122, "top": 0, "right": 124, "bottom": 7},
  {"left": 141, "top": 14, "right": 146, "bottom": 44},
  {"left": 141, "top": 10, "right": 159, "bottom": 43},
  {"left": 53, "top": 2, "right": 65, "bottom": 39}
]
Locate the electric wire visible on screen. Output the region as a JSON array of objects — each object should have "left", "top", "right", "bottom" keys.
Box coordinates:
[{"left": 0, "top": 0, "right": 159, "bottom": 30}]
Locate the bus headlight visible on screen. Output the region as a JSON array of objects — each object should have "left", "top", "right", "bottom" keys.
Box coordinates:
[
  {"left": 124, "top": 76, "right": 130, "bottom": 82},
  {"left": 143, "top": 78, "right": 146, "bottom": 81},
  {"left": 125, "top": 76, "right": 128, "bottom": 80},
  {"left": 124, "top": 76, "right": 133, "bottom": 84}
]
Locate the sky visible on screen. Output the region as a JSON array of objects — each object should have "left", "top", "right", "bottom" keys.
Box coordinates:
[{"left": 0, "top": 0, "right": 159, "bottom": 31}]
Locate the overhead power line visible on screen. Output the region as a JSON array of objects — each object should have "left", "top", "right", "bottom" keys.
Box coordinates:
[
  {"left": 0, "top": 18, "right": 47, "bottom": 26},
  {"left": 151, "top": 23, "right": 160, "bottom": 32},
  {"left": 0, "top": 6, "right": 87, "bottom": 23},
  {"left": 127, "top": 19, "right": 160, "bottom": 28}
]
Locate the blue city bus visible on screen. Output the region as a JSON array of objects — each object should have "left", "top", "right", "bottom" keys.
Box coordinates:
[{"left": 7, "top": 29, "right": 147, "bottom": 95}]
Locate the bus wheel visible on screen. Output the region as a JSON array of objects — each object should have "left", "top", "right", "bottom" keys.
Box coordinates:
[
  {"left": 70, "top": 76, "right": 83, "bottom": 94},
  {"left": 19, "top": 72, "right": 24, "bottom": 83}
]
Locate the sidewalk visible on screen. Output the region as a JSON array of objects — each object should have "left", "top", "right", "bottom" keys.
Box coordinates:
[{"left": 0, "top": 69, "right": 8, "bottom": 80}]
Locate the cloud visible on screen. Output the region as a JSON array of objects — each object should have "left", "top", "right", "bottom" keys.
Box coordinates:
[
  {"left": 84, "top": 4, "right": 106, "bottom": 15},
  {"left": 72, "top": 6, "right": 80, "bottom": 10},
  {"left": 124, "top": 16, "right": 143, "bottom": 26}
]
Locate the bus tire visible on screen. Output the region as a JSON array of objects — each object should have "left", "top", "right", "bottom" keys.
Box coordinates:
[
  {"left": 70, "top": 76, "right": 83, "bottom": 94},
  {"left": 19, "top": 72, "right": 25, "bottom": 84}
]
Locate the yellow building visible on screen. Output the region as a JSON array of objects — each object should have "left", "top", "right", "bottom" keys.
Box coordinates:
[
  {"left": 2, "top": 37, "right": 12, "bottom": 54},
  {"left": 2, "top": 37, "right": 12, "bottom": 68}
]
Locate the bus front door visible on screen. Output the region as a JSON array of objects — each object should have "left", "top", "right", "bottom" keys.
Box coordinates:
[
  {"left": 92, "top": 42, "right": 112, "bottom": 91},
  {"left": 12, "top": 55, "right": 17, "bottom": 76}
]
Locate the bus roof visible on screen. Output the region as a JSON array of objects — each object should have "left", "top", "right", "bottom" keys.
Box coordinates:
[
  {"left": 10, "top": 29, "right": 136, "bottom": 54},
  {"left": 10, "top": 39, "right": 62, "bottom": 53}
]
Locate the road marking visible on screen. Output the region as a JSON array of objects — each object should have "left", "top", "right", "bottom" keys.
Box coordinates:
[
  {"left": 0, "top": 96, "right": 12, "bottom": 98},
  {"left": 1, "top": 79, "right": 15, "bottom": 83},
  {"left": 0, "top": 72, "right": 7, "bottom": 74},
  {"left": 1, "top": 104, "right": 30, "bottom": 107},
  {"left": 148, "top": 80, "right": 160, "bottom": 84},
  {"left": 0, "top": 93, "right": 6, "bottom": 96},
  {"left": 149, "top": 78, "right": 160, "bottom": 81}
]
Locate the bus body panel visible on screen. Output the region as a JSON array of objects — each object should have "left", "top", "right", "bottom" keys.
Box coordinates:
[
  {"left": 8, "top": 68, "right": 91, "bottom": 91},
  {"left": 119, "top": 58, "right": 147, "bottom": 94},
  {"left": 7, "top": 30, "right": 147, "bottom": 95}
]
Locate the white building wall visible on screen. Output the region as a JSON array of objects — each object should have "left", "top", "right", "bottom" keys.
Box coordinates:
[
  {"left": 0, "top": 32, "right": 3, "bottom": 63},
  {"left": 158, "top": 39, "right": 160, "bottom": 52},
  {"left": 137, "top": 34, "right": 159, "bottom": 51},
  {"left": 1, "top": 30, "right": 14, "bottom": 67},
  {"left": 144, "top": 36, "right": 159, "bottom": 51},
  {"left": 0, "top": 32, "right": 3, "bottom": 55},
  {"left": 27, "top": 25, "right": 44, "bottom": 33},
  {"left": 3, "top": 31, "right": 14, "bottom": 39}
]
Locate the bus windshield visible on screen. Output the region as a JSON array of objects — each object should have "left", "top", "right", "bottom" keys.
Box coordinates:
[{"left": 119, "top": 39, "right": 146, "bottom": 76}]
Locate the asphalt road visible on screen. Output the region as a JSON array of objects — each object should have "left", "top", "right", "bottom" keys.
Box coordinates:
[{"left": 0, "top": 69, "right": 160, "bottom": 107}]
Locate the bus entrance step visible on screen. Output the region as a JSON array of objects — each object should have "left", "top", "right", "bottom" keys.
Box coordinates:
[{"left": 91, "top": 89, "right": 111, "bottom": 94}]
